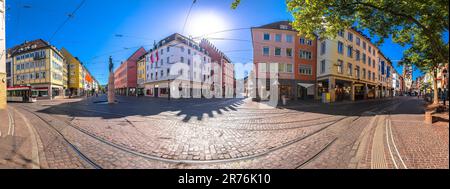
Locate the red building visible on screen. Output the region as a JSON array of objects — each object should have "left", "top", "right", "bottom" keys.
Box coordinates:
[
  {"left": 114, "top": 47, "right": 146, "bottom": 96},
  {"left": 200, "top": 39, "right": 235, "bottom": 98}
]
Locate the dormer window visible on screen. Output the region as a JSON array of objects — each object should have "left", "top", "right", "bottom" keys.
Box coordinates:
[{"left": 280, "top": 25, "right": 288, "bottom": 30}]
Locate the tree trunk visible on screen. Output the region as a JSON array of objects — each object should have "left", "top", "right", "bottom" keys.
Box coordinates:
[{"left": 433, "top": 70, "right": 439, "bottom": 105}]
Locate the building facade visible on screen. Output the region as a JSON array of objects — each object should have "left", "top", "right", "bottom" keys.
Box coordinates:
[
  {"left": 200, "top": 39, "right": 235, "bottom": 98},
  {"left": 114, "top": 47, "right": 146, "bottom": 96},
  {"left": 61, "top": 48, "right": 85, "bottom": 96},
  {"left": 10, "top": 39, "right": 65, "bottom": 100},
  {"left": 144, "top": 33, "right": 212, "bottom": 98},
  {"left": 0, "top": 0, "right": 6, "bottom": 108},
  {"left": 6, "top": 55, "right": 12, "bottom": 87},
  {"left": 252, "top": 21, "right": 308, "bottom": 100},
  {"left": 136, "top": 53, "right": 147, "bottom": 96},
  {"left": 316, "top": 28, "right": 389, "bottom": 102},
  {"left": 403, "top": 65, "right": 414, "bottom": 93},
  {"left": 295, "top": 30, "right": 317, "bottom": 99}
]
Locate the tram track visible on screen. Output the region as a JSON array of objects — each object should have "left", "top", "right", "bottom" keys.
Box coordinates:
[
  {"left": 16, "top": 105, "right": 102, "bottom": 169},
  {"left": 13, "top": 99, "right": 399, "bottom": 167}
]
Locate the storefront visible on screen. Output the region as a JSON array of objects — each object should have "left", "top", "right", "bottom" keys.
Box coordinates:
[
  {"left": 335, "top": 80, "right": 352, "bottom": 102},
  {"left": 354, "top": 83, "right": 366, "bottom": 101},
  {"left": 297, "top": 83, "right": 315, "bottom": 100}
]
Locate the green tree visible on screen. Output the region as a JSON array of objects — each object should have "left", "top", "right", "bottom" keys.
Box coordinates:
[{"left": 232, "top": 0, "right": 449, "bottom": 105}]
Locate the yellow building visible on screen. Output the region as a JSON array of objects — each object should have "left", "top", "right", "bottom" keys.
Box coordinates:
[
  {"left": 317, "top": 28, "right": 392, "bottom": 102},
  {"left": 136, "top": 54, "right": 147, "bottom": 96},
  {"left": 61, "top": 47, "right": 85, "bottom": 96},
  {"left": 0, "top": 0, "right": 6, "bottom": 108},
  {"left": 10, "top": 39, "right": 65, "bottom": 99}
]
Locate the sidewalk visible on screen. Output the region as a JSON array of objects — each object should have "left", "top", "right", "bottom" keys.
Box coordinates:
[
  {"left": 388, "top": 98, "right": 449, "bottom": 169},
  {"left": 0, "top": 106, "right": 40, "bottom": 169}
]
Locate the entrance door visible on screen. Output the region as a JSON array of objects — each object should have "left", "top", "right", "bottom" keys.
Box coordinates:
[
  {"left": 297, "top": 86, "right": 306, "bottom": 100},
  {"left": 154, "top": 88, "right": 159, "bottom": 98}
]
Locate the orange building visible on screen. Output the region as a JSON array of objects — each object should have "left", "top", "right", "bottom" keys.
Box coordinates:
[
  {"left": 251, "top": 21, "right": 317, "bottom": 100},
  {"left": 295, "top": 32, "right": 317, "bottom": 99}
]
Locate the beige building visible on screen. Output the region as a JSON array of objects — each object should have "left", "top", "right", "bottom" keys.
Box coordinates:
[
  {"left": 0, "top": 0, "right": 7, "bottom": 108},
  {"left": 10, "top": 39, "right": 66, "bottom": 100},
  {"left": 317, "top": 28, "right": 392, "bottom": 102}
]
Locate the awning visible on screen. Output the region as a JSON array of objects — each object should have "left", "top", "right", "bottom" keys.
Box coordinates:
[{"left": 298, "top": 83, "right": 314, "bottom": 88}]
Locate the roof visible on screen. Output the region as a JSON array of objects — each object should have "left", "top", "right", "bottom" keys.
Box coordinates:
[
  {"left": 150, "top": 33, "right": 208, "bottom": 55},
  {"left": 200, "top": 39, "right": 232, "bottom": 63},
  {"left": 9, "top": 39, "right": 62, "bottom": 57},
  {"left": 253, "top": 21, "right": 295, "bottom": 31}
]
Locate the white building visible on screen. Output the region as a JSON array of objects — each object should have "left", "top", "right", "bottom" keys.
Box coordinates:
[{"left": 144, "top": 33, "right": 213, "bottom": 98}]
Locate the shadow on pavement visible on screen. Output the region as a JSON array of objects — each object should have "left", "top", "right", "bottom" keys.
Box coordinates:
[{"left": 34, "top": 95, "right": 426, "bottom": 122}]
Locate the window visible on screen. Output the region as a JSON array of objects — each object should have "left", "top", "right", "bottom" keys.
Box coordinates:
[
  {"left": 278, "top": 63, "right": 286, "bottom": 73},
  {"left": 320, "top": 60, "right": 326, "bottom": 74},
  {"left": 180, "top": 57, "right": 184, "bottom": 63},
  {"left": 362, "top": 53, "right": 366, "bottom": 64},
  {"left": 356, "top": 50, "right": 360, "bottom": 61},
  {"left": 300, "top": 38, "right": 306, "bottom": 44},
  {"left": 286, "top": 64, "right": 293, "bottom": 73},
  {"left": 299, "top": 50, "right": 312, "bottom": 60},
  {"left": 368, "top": 57, "right": 372, "bottom": 66},
  {"left": 348, "top": 32, "right": 353, "bottom": 42},
  {"left": 286, "top": 35, "right": 293, "bottom": 43},
  {"left": 161, "top": 49, "right": 164, "bottom": 55},
  {"left": 188, "top": 49, "right": 191, "bottom": 55},
  {"left": 363, "top": 68, "right": 366, "bottom": 79},
  {"left": 275, "top": 48, "right": 282, "bottom": 56},
  {"left": 275, "top": 34, "right": 282, "bottom": 42},
  {"left": 263, "top": 33, "right": 270, "bottom": 41},
  {"left": 263, "top": 47, "right": 270, "bottom": 56},
  {"left": 368, "top": 46, "right": 372, "bottom": 54},
  {"left": 347, "top": 63, "right": 353, "bottom": 76},
  {"left": 373, "top": 73, "right": 375, "bottom": 81},
  {"left": 167, "top": 69, "right": 170, "bottom": 75},
  {"left": 320, "top": 41, "right": 326, "bottom": 55},
  {"left": 356, "top": 66, "right": 360, "bottom": 79},
  {"left": 338, "top": 30, "right": 344, "bottom": 37},
  {"left": 373, "top": 60, "right": 375, "bottom": 68},
  {"left": 356, "top": 37, "right": 361, "bottom": 46},
  {"left": 363, "top": 42, "right": 367, "bottom": 50},
  {"left": 286, "top": 48, "right": 293, "bottom": 57},
  {"left": 299, "top": 65, "right": 312, "bottom": 75},
  {"left": 188, "top": 59, "right": 191, "bottom": 65},
  {"left": 368, "top": 71, "right": 371, "bottom": 80},
  {"left": 338, "top": 41, "right": 344, "bottom": 54},
  {"left": 347, "top": 46, "right": 353, "bottom": 57},
  {"left": 167, "top": 57, "right": 170, "bottom": 64},
  {"left": 307, "top": 40, "right": 313, "bottom": 46},
  {"left": 167, "top": 46, "right": 170, "bottom": 52},
  {"left": 337, "top": 60, "right": 344, "bottom": 74},
  {"left": 161, "top": 70, "right": 164, "bottom": 78}
]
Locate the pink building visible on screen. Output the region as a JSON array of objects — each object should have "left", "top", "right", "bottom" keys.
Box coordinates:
[{"left": 114, "top": 47, "right": 146, "bottom": 96}]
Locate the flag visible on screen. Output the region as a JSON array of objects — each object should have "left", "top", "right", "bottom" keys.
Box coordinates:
[
  {"left": 156, "top": 50, "right": 159, "bottom": 62},
  {"left": 150, "top": 53, "right": 154, "bottom": 64}
]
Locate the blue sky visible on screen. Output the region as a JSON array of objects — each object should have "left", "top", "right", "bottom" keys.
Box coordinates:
[{"left": 6, "top": 0, "right": 430, "bottom": 85}]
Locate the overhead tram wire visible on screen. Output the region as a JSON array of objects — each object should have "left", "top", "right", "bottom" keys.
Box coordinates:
[
  {"left": 84, "top": 27, "right": 252, "bottom": 64},
  {"left": 181, "top": 0, "right": 197, "bottom": 36},
  {"left": 49, "top": 0, "right": 86, "bottom": 43}
]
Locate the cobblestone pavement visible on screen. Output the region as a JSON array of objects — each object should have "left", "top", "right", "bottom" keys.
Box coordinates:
[{"left": 4, "top": 96, "right": 448, "bottom": 169}]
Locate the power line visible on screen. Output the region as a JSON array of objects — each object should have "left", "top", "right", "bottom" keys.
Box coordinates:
[
  {"left": 49, "top": 0, "right": 86, "bottom": 42},
  {"left": 181, "top": 0, "right": 197, "bottom": 36}
]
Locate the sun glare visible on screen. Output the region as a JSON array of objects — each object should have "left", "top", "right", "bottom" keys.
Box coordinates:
[{"left": 186, "top": 11, "right": 228, "bottom": 38}]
